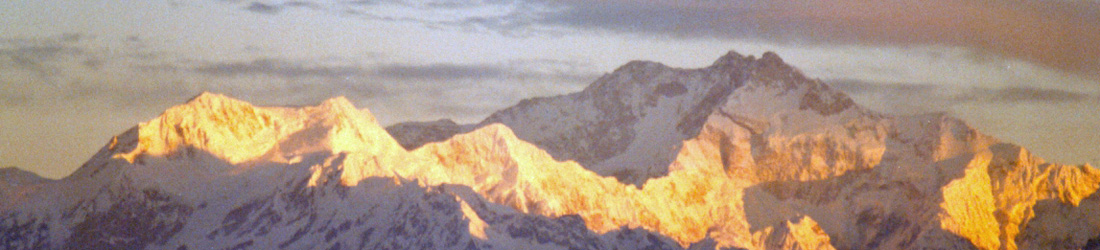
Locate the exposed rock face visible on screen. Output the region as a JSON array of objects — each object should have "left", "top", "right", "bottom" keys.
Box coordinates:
[{"left": 3, "top": 51, "right": 1099, "bottom": 250}]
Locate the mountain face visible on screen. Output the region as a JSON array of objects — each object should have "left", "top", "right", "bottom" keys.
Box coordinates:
[
  {"left": 388, "top": 52, "right": 858, "bottom": 186},
  {"left": 4, "top": 51, "right": 1100, "bottom": 250}
]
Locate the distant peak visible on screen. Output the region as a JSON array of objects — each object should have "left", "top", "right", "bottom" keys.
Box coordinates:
[
  {"left": 761, "top": 51, "right": 782, "bottom": 63},
  {"left": 174, "top": 92, "right": 258, "bottom": 117},
  {"left": 432, "top": 118, "right": 458, "bottom": 125},
  {"left": 713, "top": 50, "right": 749, "bottom": 63},
  {"left": 1, "top": 166, "right": 50, "bottom": 185},
  {"left": 172, "top": 91, "right": 253, "bottom": 112},
  {"left": 615, "top": 60, "right": 668, "bottom": 73},
  {"left": 186, "top": 91, "right": 240, "bottom": 104},
  {"left": 0, "top": 166, "right": 36, "bottom": 176},
  {"left": 759, "top": 51, "right": 786, "bottom": 67},
  {"left": 318, "top": 96, "right": 377, "bottom": 123},
  {"left": 709, "top": 50, "right": 756, "bottom": 69},
  {"left": 320, "top": 96, "right": 355, "bottom": 111}
]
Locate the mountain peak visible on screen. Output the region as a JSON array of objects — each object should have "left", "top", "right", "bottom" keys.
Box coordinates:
[
  {"left": 712, "top": 50, "right": 749, "bottom": 63},
  {"left": 172, "top": 92, "right": 260, "bottom": 121},
  {"left": 614, "top": 60, "right": 669, "bottom": 74},
  {"left": 708, "top": 50, "right": 790, "bottom": 72},
  {"left": 760, "top": 51, "right": 784, "bottom": 65},
  {"left": 180, "top": 92, "right": 257, "bottom": 111},
  {"left": 709, "top": 50, "right": 755, "bottom": 69},
  {"left": 112, "top": 92, "right": 280, "bottom": 164},
  {"left": 320, "top": 96, "right": 354, "bottom": 110},
  {"left": 0, "top": 167, "right": 49, "bottom": 186},
  {"left": 186, "top": 91, "right": 232, "bottom": 103}
]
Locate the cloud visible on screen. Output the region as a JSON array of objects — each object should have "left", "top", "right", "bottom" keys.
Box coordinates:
[
  {"left": 829, "top": 78, "right": 1095, "bottom": 115},
  {"left": 241, "top": 1, "right": 322, "bottom": 14},
  {"left": 536, "top": 0, "right": 1100, "bottom": 79},
  {"left": 0, "top": 33, "right": 89, "bottom": 87},
  {"left": 832, "top": 78, "right": 1100, "bottom": 169},
  {"left": 182, "top": 57, "right": 596, "bottom": 124},
  {"left": 373, "top": 63, "right": 507, "bottom": 80},
  {"left": 0, "top": 34, "right": 87, "bottom": 63},
  {"left": 192, "top": 58, "right": 364, "bottom": 78},
  {"left": 969, "top": 87, "right": 1091, "bottom": 103},
  {"left": 1, "top": 32, "right": 599, "bottom": 124},
  {"left": 371, "top": 61, "right": 595, "bottom": 82},
  {"left": 244, "top": 2, "right": 281, "bottom": 14},
  {"left": 269, "top": 0, "right": 1098, "bottom": 79},
  {"left": 829, "top": 80, "right": 937, "bottom": 96},
  {"left": 284, "top": 1, "right": 321, "bottom": 8},
  {"left": 189, "top": 57, "right": 597, "bottom": 83}
]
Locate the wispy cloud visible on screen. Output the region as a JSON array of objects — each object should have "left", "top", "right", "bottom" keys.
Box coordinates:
[
  {"left": 830, "top": 78, "right": 1096, "bottom": 115},
  {"left": 187, "top": 57, "right": 597, "bottom": 82},
  {"left": 193, "top": 58, "right": 364, "bottom": 78},
  {"left": 244, "top": 2, "right": 281, "bottom": 14},
  {"left": 372, "top": 60, "right": 595, "bottom": 82},
  {"left": 373, "top": 63, "right": 507, "bottom": 80},
  {"left": 241, "top": 1, "right": 322, "bottom": 14},
  {"left": 181, "top": 58, "right": 599, "bottom": 123},
  {"left": 961, "top": 87, "right": 1092, "bottom": 103},
  {"left": 0, "top": 33, "right": 89, "bottom": 86}
]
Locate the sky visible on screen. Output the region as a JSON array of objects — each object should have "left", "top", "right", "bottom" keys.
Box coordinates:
[{"left": 1, "top": 0, "right": 1098, "bottom": 179}]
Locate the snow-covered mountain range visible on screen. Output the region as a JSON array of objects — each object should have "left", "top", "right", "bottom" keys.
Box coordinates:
[{"left": 3, "top": 51, "right": 1099, "bottom": 250}]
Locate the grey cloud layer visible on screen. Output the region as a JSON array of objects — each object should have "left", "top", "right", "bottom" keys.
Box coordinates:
[
  {"left": 543, "top": 1, "right": 1100, "bottom": 79},
  {"left": 235, "top": 0, "right": 1100, "bottom": 79}
]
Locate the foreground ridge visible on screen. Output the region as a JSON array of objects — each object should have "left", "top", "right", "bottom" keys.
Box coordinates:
[{"left": 3, "top": 51, "right": 1100, "bottom": 250}]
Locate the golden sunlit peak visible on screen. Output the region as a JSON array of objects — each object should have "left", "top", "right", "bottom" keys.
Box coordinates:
[
  {"left": 313, "top": 95, "right": 379, "bottom": 124},
  {"left": 186, "top": 91, "right": 232, "bottom": 102},
  {"left": 319, "top": 96, "right": 363, "bottom": 117},
  {"left": 318, "top": 96, "right": 353, "bottom": 110},
  {"left": 110, "top": 92, "right": 398, "bottom": 166},
  {"left": 180, "top": 92, "right": 253, "bottom": 109},
  {"left": 116, "top": 92, "right": 280, "bottom": 164}
]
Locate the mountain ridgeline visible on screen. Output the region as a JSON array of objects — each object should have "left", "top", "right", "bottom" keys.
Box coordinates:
[{"left": 3, "top": 51, "right": 1099, "bottom": 250}]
